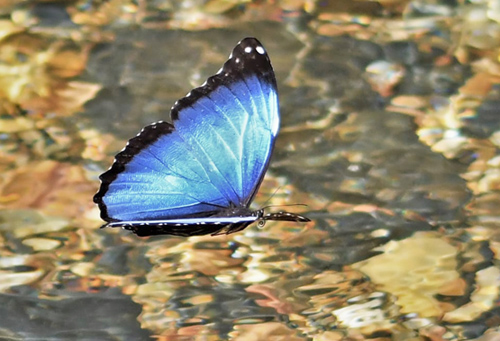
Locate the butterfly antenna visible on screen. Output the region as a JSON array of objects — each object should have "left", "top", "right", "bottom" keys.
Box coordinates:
[
  {"left": 260, "top": 203, "right": 309, "bottom": 210},
  {"left": 259, "top": 187, "right": 309, "bottom": 211},
  {"left": 260, "top": 186, "right": 281, "bottom": 208}
]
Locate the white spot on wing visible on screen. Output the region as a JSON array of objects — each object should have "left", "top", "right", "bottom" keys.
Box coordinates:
[
  {"left": 244, "top": 46, "right": 252, "bottom": 53},
  {"left": 256, "top": 46, "right": 265, "bottom": 55}
]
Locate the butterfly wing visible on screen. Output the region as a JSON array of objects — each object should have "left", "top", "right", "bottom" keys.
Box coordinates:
[
  {"left": 94, "top": 38, "right": 279, "bottom": 224},
  {"left": 122, "top": 221, "right": 254, "bottom": 237},
  {"left": 106, "top": 215, "right": 259, "bottom": 237}
]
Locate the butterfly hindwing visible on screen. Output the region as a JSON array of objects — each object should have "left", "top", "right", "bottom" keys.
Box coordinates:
[
  {"left": 107, "top": 215, "right": 259, "bottom": 237},
  {"left": 94, "top": 38, "right": 280, "bottom": 227}
]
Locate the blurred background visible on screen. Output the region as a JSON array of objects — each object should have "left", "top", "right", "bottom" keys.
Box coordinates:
[{"left": 0, "top": 0, "right": 499, "bottom": 340}]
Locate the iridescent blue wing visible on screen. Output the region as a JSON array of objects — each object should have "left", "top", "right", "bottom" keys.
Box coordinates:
[{"left": 93, "top": 38, "right": 279, "bottom": 230}]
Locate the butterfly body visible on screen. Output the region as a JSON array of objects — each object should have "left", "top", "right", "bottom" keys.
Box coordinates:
[{"left": 94, "top": 37, "right": 310, "bottom": 237}]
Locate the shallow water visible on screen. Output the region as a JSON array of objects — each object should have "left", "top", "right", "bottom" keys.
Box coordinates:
[{"left": 0, "top": 1, "right": 499, "bottom": 340}]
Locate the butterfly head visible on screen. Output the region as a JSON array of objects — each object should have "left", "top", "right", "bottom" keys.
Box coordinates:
[{"left": 256, "top": 210, "right": 311, "bottom": 227}]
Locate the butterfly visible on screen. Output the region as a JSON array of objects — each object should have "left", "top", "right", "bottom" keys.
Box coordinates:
[{"left": 93, "top": 37, "right": 310, "bottom": 237}]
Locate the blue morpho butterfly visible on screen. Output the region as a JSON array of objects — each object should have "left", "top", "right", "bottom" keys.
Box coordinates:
[{"left": 93, "top": 37, "right": 310, "bottom": 237}]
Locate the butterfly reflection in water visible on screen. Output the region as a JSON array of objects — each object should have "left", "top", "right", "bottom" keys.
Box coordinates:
[{"left": 93, "top": 37, "right": 310, "bottom": 237}]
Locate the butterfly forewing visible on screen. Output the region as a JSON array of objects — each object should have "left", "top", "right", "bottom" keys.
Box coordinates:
[{"left": 94, "top": 38, "right": 280, "bottom": 230}]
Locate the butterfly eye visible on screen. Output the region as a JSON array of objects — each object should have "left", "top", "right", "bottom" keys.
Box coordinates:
[{"left": 257, "top": 219, "right": 266, "bottom": 229}]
